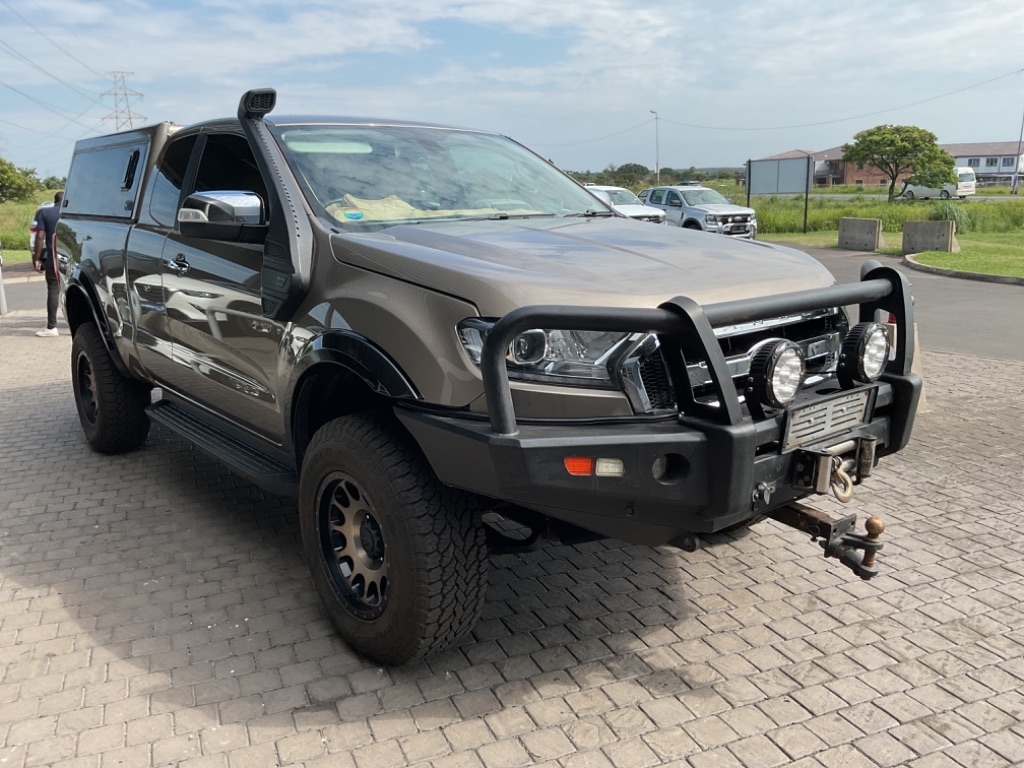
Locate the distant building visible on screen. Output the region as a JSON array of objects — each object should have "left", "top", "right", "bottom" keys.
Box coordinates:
[
  {"left": 941, "top": 142, "right": 1024, "bottom": 184},
  {"left": 761, "top": 142, "right": 1024, "bottom": 187}
]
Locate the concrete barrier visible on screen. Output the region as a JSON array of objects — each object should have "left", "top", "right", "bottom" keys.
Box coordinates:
[
  {"left": 902, "top": 220, "right": 959, "bottom": 254},
  {"left": 838, "top": 217, "right": 885, "bottom": 251}
]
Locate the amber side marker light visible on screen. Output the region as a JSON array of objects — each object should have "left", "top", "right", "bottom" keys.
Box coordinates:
[{"left": 563, "top": 457, "right": 625, "bottom": 477}]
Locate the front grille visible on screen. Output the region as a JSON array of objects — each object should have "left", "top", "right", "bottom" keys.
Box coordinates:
[{"left": 621, "top": 308, "right": 848, "bottom": 415}]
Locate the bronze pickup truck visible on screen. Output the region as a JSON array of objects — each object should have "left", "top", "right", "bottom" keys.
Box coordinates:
[{"left": 58, "top": 89, "right": 920, "bottom": 665}]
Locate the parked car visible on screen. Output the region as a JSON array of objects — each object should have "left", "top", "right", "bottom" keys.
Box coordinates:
[
  {"left": 29, "top": 201, "right": 70, "bottom": 272},
  {"left": 585, "top": 185, "right": 665, "bottom": 223},
  {"left": 639, "top": 185, "right": 756, "bottom": 238},
  {"left": 29, "top": 202, "right": 52, "bottom": 253},
  {"left": 901, "top": 167, "right": 976, "bottom": 200}
]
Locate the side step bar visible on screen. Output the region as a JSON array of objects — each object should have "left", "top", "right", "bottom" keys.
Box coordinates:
[{"left": 148, "top": 400, "right": 298, "bottom": 497}]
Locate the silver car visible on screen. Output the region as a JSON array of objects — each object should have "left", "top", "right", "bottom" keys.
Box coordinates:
[{"left": 639, "top": 185, "right": 756, "bottom": 239}]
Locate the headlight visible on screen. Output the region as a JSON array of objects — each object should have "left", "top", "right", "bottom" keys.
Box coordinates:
[
  {"left": 705, "top": 214, "right": 720, "bottom": 223},
  {"left": 457, "top": 319, "right": 630, "bottom": 387},
  {"left": 837, "top": 322, "right": 890, "bottom": 388},
  {"left": 748, "top": 339, "right": 805, "bottom": 409}
]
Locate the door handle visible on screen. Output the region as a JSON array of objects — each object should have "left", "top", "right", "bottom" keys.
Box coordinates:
[{"left": 164, "top": 254, "right": 190, "bottom": 276}]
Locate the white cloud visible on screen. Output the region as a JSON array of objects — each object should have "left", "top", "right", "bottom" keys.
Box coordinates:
[{"left": 2, "top": 0, "right": 1023, "bottom": 176}]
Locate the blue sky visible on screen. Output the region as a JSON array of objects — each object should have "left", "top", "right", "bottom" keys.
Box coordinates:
[{"left": 2, "top": 0, "right": 1023, "bottom": 180}]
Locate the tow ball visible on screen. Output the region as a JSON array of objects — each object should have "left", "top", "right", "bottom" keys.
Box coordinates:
[{"left": 768, "top": 502, "right": 885, "bottom": 580}]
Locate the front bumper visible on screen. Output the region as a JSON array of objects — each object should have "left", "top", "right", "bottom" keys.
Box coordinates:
[{"left": 399, "top": 262, "right": 920, "bottom": 549}]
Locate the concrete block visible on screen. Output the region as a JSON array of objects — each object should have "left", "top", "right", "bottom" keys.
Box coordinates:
[
  {"left": 838, "top": 218, "right": 885, "bottom": 251},
  {"left": 902, "top": 220, "right": 960, "bottom": 254}
]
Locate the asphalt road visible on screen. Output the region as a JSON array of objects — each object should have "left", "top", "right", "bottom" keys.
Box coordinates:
[
  {"left": 2, "top": 246, "right": 1021, "bottom": 361},
  {"left": 790, "top": 246, "right": 1024, "bottom": 362}
]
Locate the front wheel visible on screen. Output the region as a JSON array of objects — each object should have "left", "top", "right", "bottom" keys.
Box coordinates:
[
  {"left": 903, "top": 190, "right": 914, "bottom": 200},
  {"left": 71, "top": 324, "right": 151, "bottom": 453},
  {"left": 299, "top": 414, "right": 488, "bottom": 665}
]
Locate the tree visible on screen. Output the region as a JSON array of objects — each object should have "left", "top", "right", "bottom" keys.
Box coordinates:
[
  {"left": 842, "top": 125, "right": 956, "bottom": 202},
  {"left": 0, "top": 156, "right": 42, "bottom": 203},
  {"left": 42, "top": 175, "right": 66, "bottom": 190},
  {"left": 614, "top": 163, "right": 650, "bottom": 185}
]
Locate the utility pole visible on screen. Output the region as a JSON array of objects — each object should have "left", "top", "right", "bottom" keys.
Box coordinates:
[
  {"left": 1013, "top": 101, "right": 1023, "bottom": 195},
  {"left": 650, "top": 110, "right": 660, "bottom": 185},
  {"left": 103, "top": 72, "right": 146, "bottom": 131}
]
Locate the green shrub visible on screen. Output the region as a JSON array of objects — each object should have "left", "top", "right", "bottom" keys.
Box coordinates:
[{"left": 749, "top": 195, "right": 1024, "bottom": 235}]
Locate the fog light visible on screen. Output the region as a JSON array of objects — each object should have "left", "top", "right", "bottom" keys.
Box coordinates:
[
  {"left": 837, "top": 322, "right": 890, "bottom": 388},
  {"left": 749, "top": 339, "right": 805, "bottom": 409},
  {"left": 595, "top": 458, "right": 625, "bottom": 477}
]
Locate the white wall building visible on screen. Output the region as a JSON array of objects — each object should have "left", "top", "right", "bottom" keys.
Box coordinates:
[{"left": 942, "top": 142, "right": 1023, "bottom": 184}]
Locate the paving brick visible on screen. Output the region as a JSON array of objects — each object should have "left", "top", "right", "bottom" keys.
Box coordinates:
[{"left": 4, "top": 304, "right": 1024, "bottom": 768}]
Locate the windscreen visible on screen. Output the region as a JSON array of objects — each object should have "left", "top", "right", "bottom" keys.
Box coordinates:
[{"left": 271, "top": 124, "right": 604, "bottom": 230}]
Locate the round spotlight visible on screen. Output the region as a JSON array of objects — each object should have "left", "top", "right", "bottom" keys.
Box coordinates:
[
  {"left": 749, "top": 339, "right": 806, "bottom": 409},
  {"left": 837, "top": 322, "right": 890, "bottom": 388}
]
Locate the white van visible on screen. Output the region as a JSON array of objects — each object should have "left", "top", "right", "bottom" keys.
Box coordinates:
[{"left": 902, "top": 167, "right": 976, "bottom": 200}]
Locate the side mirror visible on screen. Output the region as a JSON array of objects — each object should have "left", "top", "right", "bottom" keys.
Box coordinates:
[
  {"left": 668, "top": 199, "right": 682, "bottom": 207},
  {"left": 178, "top": 191, "right": 268, "bottom": 243}
]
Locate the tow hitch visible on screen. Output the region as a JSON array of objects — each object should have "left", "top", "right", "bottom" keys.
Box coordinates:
[{"left": 768, "top": 503, "right": 885, "bottom": 580}]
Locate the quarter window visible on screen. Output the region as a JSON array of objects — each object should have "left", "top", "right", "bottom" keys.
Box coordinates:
[{"left": 648, "top": 189, "right": 665, "bottom": 205}]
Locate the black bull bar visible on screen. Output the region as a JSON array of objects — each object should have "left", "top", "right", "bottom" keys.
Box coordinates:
[{"left": 478, "top": 260, "right": 919, "bottom": 581}]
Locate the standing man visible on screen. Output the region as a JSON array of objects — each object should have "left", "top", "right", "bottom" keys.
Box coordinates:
[{"left": 32, "top": 190, "right": 63, "bottom": 337}]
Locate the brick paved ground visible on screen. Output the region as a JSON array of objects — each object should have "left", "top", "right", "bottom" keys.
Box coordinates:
[{"left": 2, "top": 303, "right": 1024, "bottom": 768}]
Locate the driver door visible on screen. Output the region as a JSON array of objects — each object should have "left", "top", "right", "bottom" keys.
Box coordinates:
[{"left": 160, "top": 130, "right": 286, "bottom": 440}]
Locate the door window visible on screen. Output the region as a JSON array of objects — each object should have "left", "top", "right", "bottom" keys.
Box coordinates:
[
  {"left": 147, "top": 135, "right": 198, "bottom": 227},
  {"left": 194, "top": 133, "right": 268, "bottom": 207}
]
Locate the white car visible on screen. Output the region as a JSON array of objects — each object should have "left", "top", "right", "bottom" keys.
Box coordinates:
[
  {"left": 585, "top": 185, "right": 666, "bottom": 223},
  {"left": 29, "top": 201, "right": 70, "bottom": 271},
  {"left": 29, "top": 201, "right": 55, "bottom": 252}
]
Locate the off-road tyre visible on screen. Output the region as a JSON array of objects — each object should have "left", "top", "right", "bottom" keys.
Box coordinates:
[
  {"left": 299, "top": 413, "right": 488, "bottom": 665},
  {"left": 71, "top": 323, "right": 151, "bottom": 454}
]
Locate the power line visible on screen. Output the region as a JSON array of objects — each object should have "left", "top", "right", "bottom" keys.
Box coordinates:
[
  {"left": 0, "top": 78, "right": 102, "bottom": 130},
  {"left": 0, "top": 39, "right": 105, "bottom": 104},
  {"left": 535, "top": 65, "right": 1024, "bottom": 147},
  {"left": 0, "top": 0, "right": 109, "bottom": 79}
]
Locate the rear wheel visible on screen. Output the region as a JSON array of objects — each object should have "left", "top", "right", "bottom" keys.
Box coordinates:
[
  {"left": 940, "top": 190, "right": 950, "bottom": 200},
  {"left": 71, "top": 324, "right": 151, "bottom": 453},
  {"left": 903, "top": 190, "right": 915, "bottom": 200},
  {"left": 299, "top": 413, "right": 488, "bottom": 665}
]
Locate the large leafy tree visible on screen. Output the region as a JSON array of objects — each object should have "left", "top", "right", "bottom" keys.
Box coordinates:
[
  {"left": 842, "top": 125, "right": 956, "bottom": 202},
  {"left": 0, "top": 156, "right": 42, "bottom": 202}
]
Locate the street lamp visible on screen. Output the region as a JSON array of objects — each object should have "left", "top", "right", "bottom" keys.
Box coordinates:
[{"left": 650, "top": 110, "right": 660, "bottom": 185}]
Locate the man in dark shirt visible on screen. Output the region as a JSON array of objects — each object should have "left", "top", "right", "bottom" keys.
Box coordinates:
[{"left": 32, "top": 190, "right": 63, "bottom": 337}]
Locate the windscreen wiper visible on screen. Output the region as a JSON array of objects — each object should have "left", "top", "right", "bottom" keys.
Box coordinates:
[{"left": 563, "top": 209, "right": 615, "bottom": 218}]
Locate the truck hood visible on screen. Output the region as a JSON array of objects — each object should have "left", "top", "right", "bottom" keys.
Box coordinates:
[
  {"left": 329, "top": 217, "right": 834, "bottom": 317},
  {"left": 693, "top": 203, "right": 756, "bottom": 216}
]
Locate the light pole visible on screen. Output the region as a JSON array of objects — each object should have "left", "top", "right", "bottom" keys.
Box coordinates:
[
  {"left": 1012, "top": 101, "right": 1023, "bottom": 195},
  {"left": 650, "top": 110, "right": 660, "bottom": 185}
]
